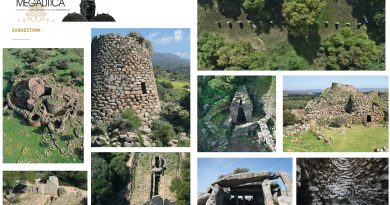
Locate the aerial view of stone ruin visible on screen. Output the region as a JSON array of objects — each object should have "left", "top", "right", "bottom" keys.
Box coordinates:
[
  {"left": 91, "top": 152, "right": 190, "bottom": 205},
  {"left": 198, "top": 76, "right": 276, "bottom": 152},
  {"left": 3, "top": 171, "right": 87, "bottom": 205},
  {"left": 297, "top": 158, "right": 388, "bottom": 205},
  {"left": 283, "top": 76, "right": 388, "bottom": 152},
  {"left": 198, "top": 158, "right": 292, "bottom": 205},
  {"left": 198, "top": 0, "right": 385, "bottom": 70},
  {"left": 3, "top": 48, "right": 84, "bottom": 163},
  {"left": 91, "top": 28, "right": 190, "bottom": 147}
]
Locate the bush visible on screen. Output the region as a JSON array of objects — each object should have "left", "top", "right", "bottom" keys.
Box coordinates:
[
  {"left": 233, "top": 168, "right": 250, "bottom": 174},
  {"left": 92, "top": 122, "right": 107, "bottom": 136},
  {"left": 111, "top": 109, "right": 141, "bottom": 132},
  {"left": 61, "top": 75, "right": 72, "bottom": 84},
  {"left": 330, "top": 115, "right": 349, "bottom": 128},
  {"left": 14, "top": 66, "right": 23, "bottom": 75},
  {"left": 151, "top": 120, "right": 175, "bottom": 146},
  {"left": 70, "top": 70, "right": 82, "bottom": 79},
  {"left": 283, "top": 110, "right": 299, "bottom": 126},
  {"left": 3, "top": 109, "right": 14, "bottom": 116}
]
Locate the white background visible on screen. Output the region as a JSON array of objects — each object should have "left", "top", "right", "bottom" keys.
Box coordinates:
[{"left": 0, "top": 0, "right": 389, "bottom": 204}]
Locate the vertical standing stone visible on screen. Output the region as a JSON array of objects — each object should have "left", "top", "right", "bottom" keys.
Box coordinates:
[
  {"left": 262, "top": 180, "right": 274, "bottom": 205},
  {"left": 279, "top": 172, "right": 292, "bottom": 196},
  {"left": 206, "top": 185, "right": 224, "bottom": 205}
]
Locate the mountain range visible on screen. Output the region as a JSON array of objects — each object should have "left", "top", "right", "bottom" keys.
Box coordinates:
[{"left": 152, "top": 52, "right": 190, "bottom": 75}]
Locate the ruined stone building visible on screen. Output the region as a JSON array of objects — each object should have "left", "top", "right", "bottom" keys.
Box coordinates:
[
  {"left": 230, "top": 86, "right": 253, "bottom": 125},
  {"left": 91, "top": 33, "right": 161, "bottom": 128},
  {"left": 297, "top": 158, "right": 388, "bottom": 205},
  {"left": 4, "top": 176, "right": 87, "bottom": 205},
  {"left": 305, "top": 83, "right": 386, "bottom": 124},
  {"left": 285, "top": 83, "right": 388, "bottom": 135},
  {"left": 198, "top": 172, "right": 292, "bottom": 205},
  {"left": 229, "top": 86, "right": 276, "bottom": 152},
  {"left": 7, "top": 75, "right": 83, "bottom": 133}
]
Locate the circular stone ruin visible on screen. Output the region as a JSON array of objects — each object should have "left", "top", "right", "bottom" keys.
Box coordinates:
[
  {"left": 7, "top": 74, "right": 83, "bottom": 133},
  {"left": 91, "top": 33, "right": 161, "bottom": 129}
]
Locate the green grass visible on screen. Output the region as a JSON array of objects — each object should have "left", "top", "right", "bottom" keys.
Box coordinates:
[
  {"left": 284, "top": 125, "right": 388, "bottom": 152},
  {"left": 3, "top": 48, "right": 84, "bottom": 163},
  {"left": 3, "top": 114, "right": 82, "bottom": 163}
]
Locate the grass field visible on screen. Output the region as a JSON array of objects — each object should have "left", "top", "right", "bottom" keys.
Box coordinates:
[
  {"left": 284, "top": 125, "right": 388, "bottom": 152},
  {"left": 3, "top": 48, "right": 84, "bottom": 163}
]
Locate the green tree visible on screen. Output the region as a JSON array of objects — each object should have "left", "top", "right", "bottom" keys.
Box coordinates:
[
  {"left": 283, "top": 0, "right": 326, "bottom": 37},
  {"left": 198, "top": 33, "right": 225, "bottom": 70},
  {"left": 169, "top": 156, "right": 190, "bottom": 205},
  {"left": 322, "top": 27, "right": 384, "bottom": 70},
  {"left": 109, "top": 154, "right": 129, "bottom": 192},
  {"left": 242, "top": 0, "right": 265, "bottom": 13},
  {"left": 216, "top": 41, "right": 252, "bottom": 69},
  {"left": 91, "top": 154, "right": 112, "bottom": 205}
]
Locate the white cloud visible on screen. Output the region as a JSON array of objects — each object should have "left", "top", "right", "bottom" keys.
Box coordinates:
[
  {"left": 173, "top": 29, "right": 184, "bottom": 42},
  {"left": 154, "top": 29, "right": 185, "bottom": 45},
  {"left": 147, "top": 32, "right": 159, "bottom": 40},
  {"left": 175, "top": 52, "right": 188, "bottom": 59}
]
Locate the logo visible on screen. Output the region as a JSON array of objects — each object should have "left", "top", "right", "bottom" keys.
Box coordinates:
[{"left": 16, "top": 0, "right": 66, "bottom": 7}]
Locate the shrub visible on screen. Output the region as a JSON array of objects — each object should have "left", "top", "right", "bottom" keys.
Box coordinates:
[
  {"left": 330, "top": 115, "right": 349, "bottom": 128},
  {"left": 92, "top": 122, "right": 107, "bottom": 136},
  {"left": 61, "top": 75, "right": 72, "bottom": 84},
  {"left": 70, "top": 70, "right": 82, "bottom": 79},
  {"left": 111, "top": 109, "right": 142, "bottom": 132},
  {"left": 151, "top": 120, "right": 175, "bottom": 146},
  {"left": 233, "top": 168, "right": 250, "bottom": 174},
  {"left": 283, "top": 110, "right": 299, "bottom": 126},
  {"left": 14, "top": 66, "right": 23, "bottom": 75}
]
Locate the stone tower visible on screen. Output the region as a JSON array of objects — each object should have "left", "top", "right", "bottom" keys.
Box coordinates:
[{"left": 91, "top": 33, "right": 161, "bottom": 127}]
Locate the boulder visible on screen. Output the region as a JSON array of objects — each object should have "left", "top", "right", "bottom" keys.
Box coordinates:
[
  {"left": 44, "top": 176, "right": 59, "bottom": 197},
  {"left": 197, "top": 193, "right": 211, "bottom": 205},
  {"left": 151, "top": 195, "right": 163, "bottom": 205},
  {"left": 213, "top": 172, "right": 277, "bottom": 187},
  {"left": 205, "top": 185, "right": 224, "bottom": 205}
]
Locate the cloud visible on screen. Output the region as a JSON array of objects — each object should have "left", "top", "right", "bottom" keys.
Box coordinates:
[
  {"left": 173, "top": 29, "right": 184, "bottom": 42},
  {"left": 155, "top": 29, "right": 185, "bottom": 45},
  {"left": 175, "top": 52, "right": 188, "bottom": 59},
  {"left": 147, "top": 32, "right": 159, "bottom": 40},
  {"left": 156, "top": 36, "right": 173, "bottom": 45}
]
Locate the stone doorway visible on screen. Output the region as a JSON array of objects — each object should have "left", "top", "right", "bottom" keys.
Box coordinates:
[
  {"left": 367, "top": 115, "right": 372, "bottom": 123},
  {"left": 237, "top": 105, "right": 247, "bottom": 124}
]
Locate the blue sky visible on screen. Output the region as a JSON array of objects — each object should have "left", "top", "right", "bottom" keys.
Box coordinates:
[
  {"left": 198, "top": 158, "right": 292, "bottom": 192},
  {"left": 284, "top": 76, "right": 388, "bottom": 91},
  {"left": 91, "top": 28, "right": 190, "bottom": 59}
]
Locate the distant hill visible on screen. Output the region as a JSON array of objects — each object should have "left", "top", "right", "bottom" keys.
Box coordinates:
[{"left": 152, "top": 52, "right": 190, "bottom": 75}]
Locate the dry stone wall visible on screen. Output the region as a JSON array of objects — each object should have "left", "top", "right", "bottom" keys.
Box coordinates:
[
  {"left": 285, "top": 83, "right": 388, "bottom": 136},
  {"left": 91, "top": 33, "right": 161, "bottom": 127},
  {"left": 297, "top": 158, "right": 388, "bottom": 205}
]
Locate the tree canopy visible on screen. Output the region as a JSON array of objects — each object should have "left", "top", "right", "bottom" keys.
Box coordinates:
[
  {"left": 242, "top": 0, "right": 265, "bottom": 13},
  {"left": 322, "top": 27, "right": 384, "bottom": 70},
  {"left": 283, "top": 0, "right": 326, "bottom": 37}
]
